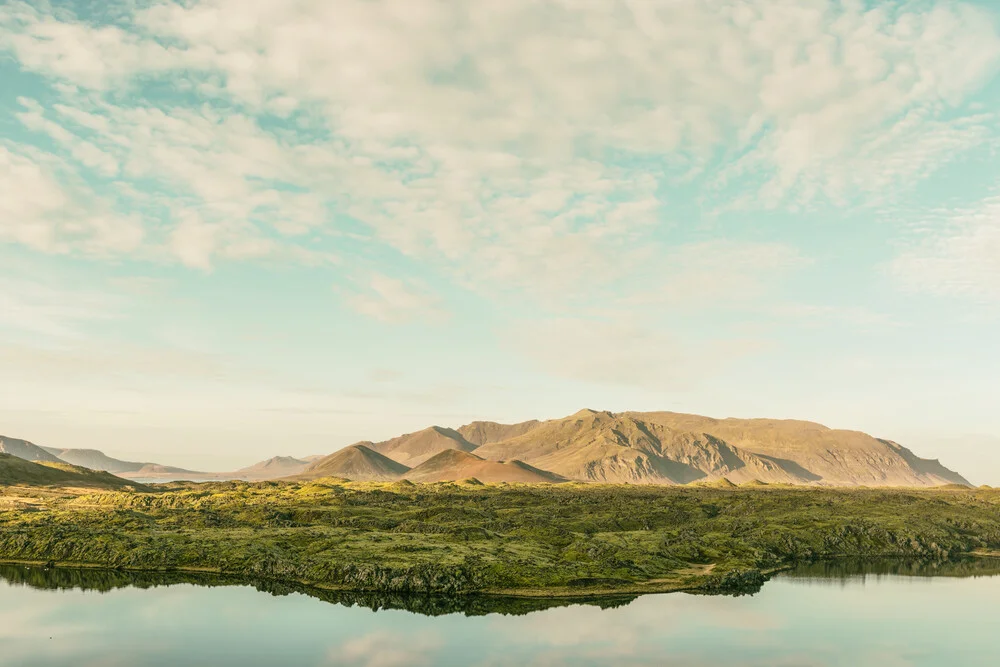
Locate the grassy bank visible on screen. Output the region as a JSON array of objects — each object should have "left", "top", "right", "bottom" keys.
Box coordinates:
[{"left": 1, "top": 480, "right": 998, "bottom": 597}]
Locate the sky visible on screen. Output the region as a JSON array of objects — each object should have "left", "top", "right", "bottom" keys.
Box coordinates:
[{"left": 1, "top": 0, "right": 999, "bottom": 481}]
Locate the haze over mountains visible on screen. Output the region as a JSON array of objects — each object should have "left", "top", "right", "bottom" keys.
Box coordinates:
[
  {"left": 0, "top": 453, "right": 141, "bottom": 490},
  {"left": 1, "top": 409, "right": 971, "bottom": 487}
]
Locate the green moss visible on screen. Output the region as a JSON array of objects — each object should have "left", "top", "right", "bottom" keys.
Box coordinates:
[{"left": 1, "top": 482, "right": 998, "bottom": 596}]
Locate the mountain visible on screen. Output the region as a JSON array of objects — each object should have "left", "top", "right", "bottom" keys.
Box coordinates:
[
  {"left": 300, "top": 444, "right": 411, "bottom": 481},
  {"left": 235, "top": 455, "right": 324, "bottom": 479},
  {"left": 0, "top": 453, "right": 140, "bottom": 489},
  {"left": 471, "top": 410, "right": 969, "bottom": 487},
  {"left": 0, "top": 437, "right": 64, "bottom": 463},
  {"left": 2, "top": 438, "right": 200, "bottom": 476},
  {"left": 457, "top": 420, "right": 542, "bottom": 446},
  {"left": 366, "top": 426, "right": 478, "bottom": 468},
  {"left": 3, "top": 408, "right": 969, "bottom": 488},
  {"left": 623, "top": 411, "right": 970, "bottom": 487},
  {"left": 402, "top": 449, "right": 566, "bottom": 484},
  {"left": 128, "top": 464, "right": 201, "bottom": 475},
  {"left": 39, "top": 448, "right": 148, "bottom": 474}
]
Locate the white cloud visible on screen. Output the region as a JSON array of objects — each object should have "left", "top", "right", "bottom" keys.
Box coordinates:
[
  {"left": 0, "top": 0, "right": 998, "bottom": 365},
  {"left": 332, "top": 631, "right": 442, "bottom": 667},
  {"left": 0, "top": 145, "right": 142, "bottom": 254},
  {"left": 890, "top": 195, "right": 1000, "bottom": 300},
  {"left": 656, "top": 240, "right": 811, "bottom": 304},
  {"left": 344, "top": 273, "right": 444, "bottom": 323},
  {"left": 0, "top": 0, "right": 995, "bottom": 295},
  {"left": 0, "top": 277, "right": 121, "bottom": 340}
]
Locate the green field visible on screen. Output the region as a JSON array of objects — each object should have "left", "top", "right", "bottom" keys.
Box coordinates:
[{"left": 2, "top": 479, "right": 999, "bottom": 597}]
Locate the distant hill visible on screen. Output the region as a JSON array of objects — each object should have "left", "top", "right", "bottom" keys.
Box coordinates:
[
  {"left": 0, "top": 437, "right": 64, "bottom": 463},
  {"left": 40, "top": 447, "right": 148, "bottom": 474},
  {"left": 0, "top": 453, "right": 140, "bottom": 489},
  {"left": 366, "top": 426, "right": 478, "bottom": 468},
  {"left": 235, "top": 456, "right": 321, "bottom": 479},
  {"left": 402, "top": 449, "right": 566, "bottom": 484},
  {"left": 1, "top": 437, "right": 201, "bottom": 479},
  {"left": 300, "top": 444, "right": 410, "bottom": 481}
]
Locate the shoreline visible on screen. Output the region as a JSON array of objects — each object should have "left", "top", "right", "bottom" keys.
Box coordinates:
[{"left": 5, "top": 555, "right": 997, "bottom": 601}]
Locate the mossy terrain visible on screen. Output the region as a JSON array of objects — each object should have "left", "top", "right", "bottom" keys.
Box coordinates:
[{"left": 1, "top": 479, "right": 998, "bottom": 597}]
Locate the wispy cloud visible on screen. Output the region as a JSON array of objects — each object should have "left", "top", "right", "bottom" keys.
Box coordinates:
[
  {"left": 1, "top": 0, "right": 997, "bottom": 300},
  {"left": 344, "top": 273, "right": 445, "bottom": 324},
  {"left": 890, "top": 195, "right": 1000, "bottom": 300}
]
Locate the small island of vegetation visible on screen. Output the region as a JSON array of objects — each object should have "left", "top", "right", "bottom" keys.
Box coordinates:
[{"left": 2, "top": 476, "right": 999, "bottom": 599}]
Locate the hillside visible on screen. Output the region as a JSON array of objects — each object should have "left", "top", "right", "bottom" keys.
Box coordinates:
[
  {"left": 3, "top": 437, "right": 201, "bottom": 477},
  {"left": 0, "top": 453, "right": 139, "bottom": 489},
  {"left": 402, "top": 449, "right": 566, "bottom": 484},
  {"left": 457, "top": 420, "right": 542, "bottom": 446},
  {"left": 40, "top": 447, "right": 147, "bottom": 474},
  {"left": 471, "top": 410, "right": 968, "bottom": 487},
  {"left": 626, "top": 412, "right": 970, "bottom": 487},
  {"left": 0, "top": 437, "right": 64, "bottom": 463},
  {"left": 301, "top": 444, "right": 411, "bottom": 481},
  {"left": 235, "top": 456, "right": 318, "bottom": 479},
  {"left": 366, "top": 426, "right": 478, "bottom": 468}
]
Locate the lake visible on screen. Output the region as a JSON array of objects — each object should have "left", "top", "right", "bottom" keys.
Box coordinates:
[{"left": 1, "top": 560, "right": 998, "bottom": 666}]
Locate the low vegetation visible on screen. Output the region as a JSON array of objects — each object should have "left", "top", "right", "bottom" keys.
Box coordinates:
[{"left": 1, "top": 479, "right": 998, "bottom": 597}]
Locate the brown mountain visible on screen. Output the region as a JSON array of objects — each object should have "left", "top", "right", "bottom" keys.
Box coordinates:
[
  {"left": 402, "top": 449, "right": 566, "bottom": 484},
  {"left": 234, "top": 456, "right": 319, "bottom": 479},
  {"left": 625, "top": 411, "right": 969, "bottom": 487},
  {"left": 366, "top": 426, "right": 478, "bottom": 468},
  {"left": 471, "top": 410, "right": 969, "bottom": 487},
  {"left": 301, "top": 444, "right": 411, "bottom": 481},
  {"left": 40, "top": 447, "right": 148, "bottom": 473},
  {"left": 0, "top": 437, "right": 64, "bottom": 464},
  {"left": 457, "top": 420, "right": 542, "bottom": 446},
  {"left": 0, "top": 453, "right": 141, "bottom": 489}
]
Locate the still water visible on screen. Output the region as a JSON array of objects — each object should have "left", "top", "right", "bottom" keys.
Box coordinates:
[{"left": 1, "top": 560, "right": 998, "bottom": 667}]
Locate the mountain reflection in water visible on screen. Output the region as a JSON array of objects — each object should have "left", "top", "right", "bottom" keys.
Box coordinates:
[{"left": 1, "top": 558, "right": 998, "bottom": 667}]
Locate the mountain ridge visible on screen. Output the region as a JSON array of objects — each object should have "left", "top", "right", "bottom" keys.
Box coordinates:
[
  {"left": 300, "top": 444, "right": 411, "bottom": 481},
  {"left": 0, "top": 409, "right": 971, "bottom": 487}
]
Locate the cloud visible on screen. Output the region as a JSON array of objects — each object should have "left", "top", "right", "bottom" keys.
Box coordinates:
[
  {"left": 655, "top": 240, "right": 811, "bottom": 304},
  {"left": 890, "top": 195, "right": 1000, "bottom": 300},
  {"left": 344, "top": 273, "right": 445, "bottom": 323},
  {"left": 330, "top": 630, "right": 442, "bottom": 667},
  {"left": 0, "top": 144, "right": 142, "bottom": 254},
  {"left": 0, "top": 0, "right": 996, "bottom": 302},
  {"left": 0, "top": 277, "right": 121, "bottom": 340}
]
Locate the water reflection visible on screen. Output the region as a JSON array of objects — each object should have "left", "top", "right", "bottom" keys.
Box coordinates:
[
  {"left": 1, "top": 560, "right": 998, "bottom": 666},
  {"left": 0, "top": 563, "right": 637, "bottom": 617},
  {"left": 779, "top": 556, "right": 1000, "bottom": 581}
]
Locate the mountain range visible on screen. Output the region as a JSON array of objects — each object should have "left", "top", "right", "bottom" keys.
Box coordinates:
[
  {"left": 0, "top": 452, "right": 142, "bottom": 490},
  {"left": 1, "top": 409, "right": 972, "bottom": 487},
  {"left": 297, "top": 409, "right": 969, "bottom": 487}
]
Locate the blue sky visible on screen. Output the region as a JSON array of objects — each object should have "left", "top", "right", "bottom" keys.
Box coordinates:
[{"left": 1, "top": 0, "right": 999, "bottom": 480}]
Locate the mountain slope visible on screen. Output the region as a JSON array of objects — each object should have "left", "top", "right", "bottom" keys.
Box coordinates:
[
  {"left": 472, "top": 410, "right": 967, "bottom": 487},
  {"left": 0, "top": 453, "right": 140, "bottom": 489},
  {"left": 402, "top": 449, "right": 566, "bottom": 484},
  {"left": 40, "top": 448, "right": 148, "bottom": 473},
  {"left": 457, "top": 420, "right": 542, "bottom": 446},
  {"left": 301, "top": 444, "right": 411, "bottom": 481},
  {"left": 0, "top": 437, "right": 64, "bottom": 463},
  {"left": 235, "top": 456, "right": 318, "bottom": 479},
  {"left": 367, "top": 426, "right": 478, "bottom": 468},
  {"left": 624, "top": 412, "right": 970, "bottom": 487},
  {"left": 472, "top": 410, "right": 806, "bottom": 484}
]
